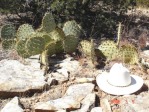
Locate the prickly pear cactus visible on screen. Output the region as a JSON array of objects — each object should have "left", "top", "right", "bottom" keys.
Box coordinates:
[
  {"left": 50, "top": 27, "right": 65, "bottom": 41},
  {"left": 79, "top": 40, "right": 93, "bottom": 57},
  {"left": 63, "top": 20, "right": 82, "bottom": 37},
  {"left": 39, "top": 41, "right": 57, "bottom": 71},
  {"left": 16, "top": 39, "right": 30, "bottom": 58},
  {"left": 17, "top": 24, "right": 34, "bottom": 40},
  {"left": 38, "top": 12, "right": 56, "bottom": 33},
  {"left": 1, "top": 24, "right": 16, "bottom": 39},
  {"left": 26, "top": 36, "right": 45, "bottom": 56},
  {"left": 119, "top": 44, "right": 139, "bottom": 64},
  {"left": 63, "top": 35, "right": 79, "bottom": 53},
  {"left": 2, "top": 39, "right": 16, "bottom": 50},
  {"left": 79, "top": 39, "right": 97, "bottom": 64},
  {"left": 98, "top": 40, "right": 119, "bottom": 60}
]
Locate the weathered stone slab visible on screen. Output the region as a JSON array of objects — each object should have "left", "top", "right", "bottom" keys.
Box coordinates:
[
  {"left": 0, "top": 59, "right": 46, "bottom": 98},
  {"left": 71, "top": 93, "right": 96, "bottom": 112},
  {"left": 91, "top": 107, "right": 103, "bottom": 112},
  {"left": 1, "top": 97, "right": 23, "bottom": 112},
  {"left": 64, "top": 83, "right": 95, "bottom": 97},
  {"left": 34, "top": 95, "right": 82, "bottom": 111}
]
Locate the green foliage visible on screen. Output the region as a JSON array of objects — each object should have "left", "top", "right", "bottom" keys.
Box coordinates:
[
  {"left": 49, "top": 27, "right": 65, "bottom": 41},
  {"left": 17, "top": 24, "right": 34, "bottom": 40},
  {"left": 0, "top": 24, "right": 16, "bottom": 50},
  {"left": 98, "top": 40, "right": 119, "bottom": 60},
  {"left": 63, "top": 20, "right": 82, "bottom": 37},
  {"left": 0, "top": 0, "right": 133, "bottom": 37},
  {"left": 63, "top": 35, "right": 79, "bottom": 53},
  {"left": 2, "top": 39, "right": 16, "bottom": 50},
  {"left": 16, "top": 39, "right": 30, "bottom": 58},
  {"left": 26, "top": 36, "right": 45, "bottom": 56},
  {"left": 1, "top": 24, "right": 16, "bottom": 39},
  {"left": 119, "top": 44, "right": 139, "bottom": 64},
  {"left": 38, "top": 12, "right": 56, "bottom": 33},
  {"left": 79, "top": 40, "right": 93, "bottom": 57}
]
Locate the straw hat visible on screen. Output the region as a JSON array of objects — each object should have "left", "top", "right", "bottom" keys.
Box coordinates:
[{"left": 96, "top": 63, "right": 143, "bottom": 95}]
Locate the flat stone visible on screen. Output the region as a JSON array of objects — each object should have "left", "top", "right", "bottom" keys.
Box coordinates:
[
  {"left": 64, "top": 83, "right": 95, "bottom": 97},
  {"left": 1, "top": 97, "right": 23, "bottom": 112},
  {"left": 34, "top": 95, "right": 83, "bottom": 111},
  {"left": 58, "top": 57, "right": 80, "bottom": 75},
  {"left": 100, "top": 99, "right": 112, "bottom": 112},
  {"left": 0, "top": 59, "right": 46, "bottom": 98},
  {"left": 47, "top": 72, "right": 68, "bottom": 85},
  {"left": 71, "top": 93, "right": 96, "bottom": 112},
  {"left": 74, "top": 77, "right": 95, "bottom": 83},
  {"left": 91, "top": 107, "right": 103, "bottom": 112},
  {"left": 120, "top": 94, "right": 149, "bottom": 112}
]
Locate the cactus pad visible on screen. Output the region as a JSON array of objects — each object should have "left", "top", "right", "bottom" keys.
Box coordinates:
[
  {"left": 40, "top": 41, "right": 57, "bottom": 69},
  {"left": 17, "top": 24, "right": 34, "bottom": 40},
  {"left": 16, "top": 39, "right": 30, "bottom": 58},
  {"left": 50, "top": 27, "right": 65, "bottom": 41},
  {"left": 2, "top": 39, "right": 16, "bottom": 50},
  {"left": 79, "top": 40, "right": 93, "bottom": 57},
  {"left": 26, "top": 36, "right": 45, "bottom": 56},
  {"left": 38, "top": 12, "right": 56, "bottom": 33},
  {"left": 63, "top": 35, "right": 79, "bottom": 53},
  {"left": 98, "top": 40, "right": 119, "bottom": 60},
  {"left": 63, "top": 20, "right": 82, "bottom": 37},
  {"left": 1, "top": 24, "right": 16, "bottom": 39},
  {"left": 119, "top": 44, "right": 138, "bottom": 64}
]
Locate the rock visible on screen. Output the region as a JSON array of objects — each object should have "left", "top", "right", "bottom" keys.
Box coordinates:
[
  {"left": 74, "top": 77, "right": 95, "bottom": 83},
  {"left": 47, "top": 72, "right": 68, "bottom": 85},
  {"left": 91, "top": 107, "right": 103, "bottom": 112},
  {"left": 34, "top": 95, "right": 83, "bottom": 111},
  {"left": 120, "top": 94, "right": 149, "bottom": 112},
  {"left": 25, "top": 55, "right": 40, "bottom": 69},
  {"left": 64, "top": 83, "right": 95, "bottom": 97},
  {"left": 1, "top": 97, "right": 23, "bottom": 112},
  {"left": 34, "top": 83, "right": 94, "bottom": 112},
  {"left": 0, "top": 59, "right": 46, "bottom": 98},
  {"left": 100, "top": 99, "right": 112, "bottom": 112},
  {"left": 58, "top": 57, "right": 80, "bottom": 75},
  {"left": 71, "top": 93, "right": 96, "bottom": 112}
]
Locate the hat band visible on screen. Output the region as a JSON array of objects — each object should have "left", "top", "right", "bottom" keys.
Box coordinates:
[{"left": 107, "top": 80, "right": 131, "bottom": 87}]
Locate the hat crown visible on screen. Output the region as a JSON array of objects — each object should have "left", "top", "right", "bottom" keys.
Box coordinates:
[{"left": 108, "top": 63, "right": 131, "bottom": 87}]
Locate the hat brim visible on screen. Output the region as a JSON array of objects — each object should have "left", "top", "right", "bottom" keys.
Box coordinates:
[{"left": 96, "top": 72, "right": 143, "bottom": 95}]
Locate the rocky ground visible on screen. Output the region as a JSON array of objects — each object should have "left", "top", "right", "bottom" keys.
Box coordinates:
[{"left": 0, "top": 8, "right": 149, "bottom": 112}]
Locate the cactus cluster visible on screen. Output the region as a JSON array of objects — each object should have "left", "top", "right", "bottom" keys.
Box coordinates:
[
  {"left": 78, "top": 22, "right": 139, "bottom": 65},
  {"left": 0, "top": 12, "right": 82, "bottom": 72},
  {"left": 96, "top": 22, "right": 139, "bottom": 64},
  {"left": 0, "top": 13, "right": 139, "bottom": 74}
]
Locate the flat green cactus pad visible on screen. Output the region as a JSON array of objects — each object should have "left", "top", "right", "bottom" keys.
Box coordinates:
[
  {"left": 98, "top": 40, "right": 119, "bottom": 60},
  {"left": 26, "top": 36, "right": 45, "bottom": 56},
  {"left": 2, "top": 39, "right": 16, "bottom": 50},
  {"left": 38, "top": 12, "right": 56, "bottom": 33},
  {"left": 63, "top": 35, "right": 79, "bottom": 53},
  {"left": 119, "top": 44, "right": 138, "bottom": 64},
  {"left": 1, "top": 24, "right": 16, "bottom": 39},
  {"left": 50, "top": 27, "right": 65, "bottom": 41},
  {"left": 16, "top": 39, "right": 30, "bottom": 58},
  {"left": 40, "top": 41, "right": 57, "bottom": 68},
  {"left": 79, "top": 40, "right": 93, "bottom": 57},
  {"left": 63, "top": 20, "right": 82, "bottom": 37},
  {"left": 17, "top": 24, "right": 34, "bottom": 40}
]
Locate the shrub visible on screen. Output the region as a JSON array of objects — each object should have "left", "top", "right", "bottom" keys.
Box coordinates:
[{"left": 0, "top": 0, "right": 134, "bottom": 38}]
